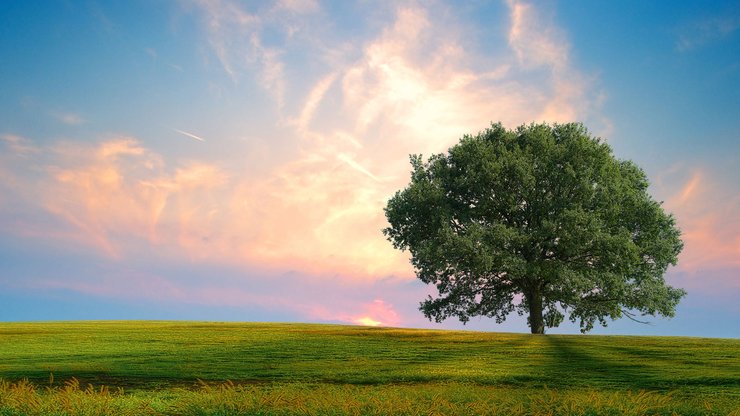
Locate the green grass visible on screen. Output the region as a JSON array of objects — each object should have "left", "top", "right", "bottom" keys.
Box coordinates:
[{"left": 0, "top": 321, "right": 738, "bottom": 415}]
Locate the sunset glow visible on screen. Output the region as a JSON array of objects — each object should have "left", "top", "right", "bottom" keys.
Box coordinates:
[{"left": 354, "top": 317, "right": 382, "bottom": 327}]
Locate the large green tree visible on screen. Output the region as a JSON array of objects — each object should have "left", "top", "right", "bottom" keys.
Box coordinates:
[{"left": 384, "top": 122, "right": 685, "bottom": 334}]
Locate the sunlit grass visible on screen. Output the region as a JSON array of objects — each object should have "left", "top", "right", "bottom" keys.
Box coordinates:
[
  {"left": 0, "top": 321, "right": 738, "bottom": 415},
  {"left": 1, "top": 379, "right": 738, "bottom": 416}
]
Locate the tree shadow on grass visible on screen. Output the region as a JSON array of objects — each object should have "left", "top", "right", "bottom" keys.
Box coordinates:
[
  {"left": 542, "top": 335, "right": 662, "bottom": 391},
  {"left": 603, "top": 343, "right": 740, "bottom": 391}
]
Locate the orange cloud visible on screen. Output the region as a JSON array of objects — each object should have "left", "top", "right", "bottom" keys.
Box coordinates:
[{"left": 0, "top": 135, "right": 407, "bottom": 278}]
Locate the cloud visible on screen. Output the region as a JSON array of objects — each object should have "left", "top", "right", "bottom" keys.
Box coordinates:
[
  {"left": 190, "top": 0, "right": 260, "bottom": 80},
  {"left": 661, "top": 168, "right": 740, "bottom": 274},
  {"left": 507, "top": 0, "right": 568, "bottom": 71},
  {"left": 0, "top": 134, "right": 406, "bottom": 277},
  {"left": 1, "top": 134, "right": 38, "bottom": 155},
  {"left": 273, "top": 0, "right": 318, "bottom": 14},
  {"left": 506, "top": 0, "right": 598, "bottom": 124},
  {"left": 292, "top": 72, "right": 337, "bottom": 133},
  {"left": 0, "top": 136, "right": 231, "bottom": 260},
  {"left": 676, "top": 16, "right": 740, "bottom": 52},
  {"left": 190, "top": 0, "right": 304, "bottom": 107},
  {"left": 228, "top": 0, "right": 605, "bottom": 277},
  {"left": 5, "top": 0, "right": 607, "bottom": 277},
  {"left": 1, "top": 1, "right": 611, "bottom": 324},
  {"left": 53, "top": 111, "right": 86, "bottom": 125},
  {"left": 44, "top": 139, "right": 164, "bottom": 258}
]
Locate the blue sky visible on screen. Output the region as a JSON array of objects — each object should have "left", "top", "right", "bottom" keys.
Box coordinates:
[{"left": 0, "top": 0, "right": 738, "bottom": 337}]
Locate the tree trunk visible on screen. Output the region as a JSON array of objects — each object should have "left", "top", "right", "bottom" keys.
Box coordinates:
[{"left": 527, "top": 286, "right": 545, "bottom": 334}]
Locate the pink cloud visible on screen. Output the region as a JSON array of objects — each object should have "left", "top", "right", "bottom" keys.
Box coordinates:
[{"left": 661, "top": 169, "right": 740, "bottom": 275}]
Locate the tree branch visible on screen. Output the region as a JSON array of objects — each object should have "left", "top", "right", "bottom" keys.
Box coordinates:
[{"left": 621, "top": 309, "right": 652, "bottom": 325}]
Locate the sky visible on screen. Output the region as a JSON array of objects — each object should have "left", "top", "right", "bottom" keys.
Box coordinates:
[{"left": 0, "top": 0, "right": 738, "bottom": 338}]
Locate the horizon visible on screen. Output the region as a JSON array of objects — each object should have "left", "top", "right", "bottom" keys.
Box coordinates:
[
  {"left": 1, "top": 0, "right": 738, "bottom": 338},
  {"left": 2, "top": 320, "right": 737, "bottom": 339}
]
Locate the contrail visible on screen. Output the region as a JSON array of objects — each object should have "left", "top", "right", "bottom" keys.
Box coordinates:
[
  {"left": 173, "top": 128, "right": 206, "bottom": 142},
  {"left": 337, "top": 153, "right": 380, "bottom": 182}
]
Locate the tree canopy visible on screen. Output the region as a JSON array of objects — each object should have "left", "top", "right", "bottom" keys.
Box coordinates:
[{"left": 384, "top": 122, "right": 685, "bottom": 334}]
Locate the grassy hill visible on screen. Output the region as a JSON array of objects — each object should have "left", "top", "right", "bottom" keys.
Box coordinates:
[{"left": 0, "top": 321, "right": 738, "bottom": 415}]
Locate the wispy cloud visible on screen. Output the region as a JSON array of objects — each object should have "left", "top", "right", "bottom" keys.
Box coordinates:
[
  {"left": 676, "top": 16, "right": 740, "bottom": 52},
  {"left": 191, "top": 0, "right": 260, "bottom": 80},
  {"left": 292, "top": 72, "right": 337, "bottom": 134},
  {"left": 0, "top": 135, "right": 41, "bottom": 202},
  {"left": 273, "top": 0, "right": 318, "bottom": 14},
  {"left": 506, "top": 0, "right": 599, "bottom": 124},
  {"left": 1, "top": 134, "right": 38, "bottom": 155},
  {"left": 507, "top": 0, "right": 568, "bottom": 71},
  {"left": 190, "top": 0, "right": 300, "bottom": 108},
  {"left": 53, "top": 111, "right": 86, "bottom": 125}
]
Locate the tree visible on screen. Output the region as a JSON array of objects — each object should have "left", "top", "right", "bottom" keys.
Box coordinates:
[{"left": 384, "top": 122, "right": 685, "bottom": 334}]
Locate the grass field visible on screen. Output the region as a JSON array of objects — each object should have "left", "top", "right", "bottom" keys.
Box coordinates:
[{"left": 0, "top": 321, "right": 738, "bottom": 415}]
